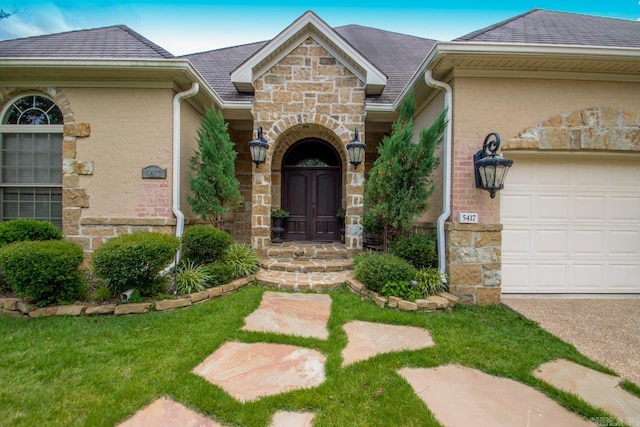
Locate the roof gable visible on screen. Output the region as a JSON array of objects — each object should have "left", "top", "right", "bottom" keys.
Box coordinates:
[
  {"left": 230, "top": 11, "right": 387, "bottom": 95},
  {"left": 0, "top": 25, "right": 174, "bottom": 59},
  {"left": 455, "top": 9, "right": 640, "bottom": 48}
]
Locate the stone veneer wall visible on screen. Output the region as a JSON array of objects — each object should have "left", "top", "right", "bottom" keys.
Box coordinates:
[
  {"left": 250, "top": 37, "right": 366, "bottom": 255},
  {"left": 505, "top": 106, "right": 640, "bottom": 151},
  {"left": 446, "top": 223, "right": 502, "bottom": 305}
]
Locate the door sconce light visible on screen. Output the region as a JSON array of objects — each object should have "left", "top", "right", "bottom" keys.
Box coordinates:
[
  {"left": 473, "top": 133, "right": 514, "bottom": 198},
  {"left": 249, "top": 126, "right": 269, "bottom": 168},
  {"left": 346, "top": 128, "right": 366, "bottom": 169}
]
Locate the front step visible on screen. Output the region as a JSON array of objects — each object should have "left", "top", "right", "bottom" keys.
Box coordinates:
[
  {"left": 264, "top": 242, "right": 348, "bottom": 259},
  {"left": 260, "top": 258, "right": 353, "bottom": 273},
  {"left": 256, "top": 270, "right": 353, "bottom": 291}
]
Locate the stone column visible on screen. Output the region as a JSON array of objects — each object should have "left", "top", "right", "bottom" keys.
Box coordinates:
[{"left": 446, "top": 223, "right": 502, "bottom": 305}]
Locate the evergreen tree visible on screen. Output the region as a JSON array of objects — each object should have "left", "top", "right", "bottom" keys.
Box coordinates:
[
  {"left": 187, "top": 106, "right": 243, "bottom": 226},
  {"left": 364, "top": 92, "right": 446, "bottom": 247}
]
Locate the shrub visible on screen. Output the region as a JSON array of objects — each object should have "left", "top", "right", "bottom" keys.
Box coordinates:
[
  {"left": 389, "top": 233, "right": 437, "bottom": 269},
  {"left": 415, "top": 268, "right": 447, "bottom": 297},
  {"left": 181, "top": 225, "right": 232, "bottom": 265},
  {"left": 91, "top": 232, "right": 180, "bottom": 295},
  {"left": 0, "top": 219, "right": 62, "bottom": 247},
  {"left": 202, "top": 261, "right": 235, "bottom": 287},
  {"left": 93, "top": 285, "right": 112, "bottom": 302},
  {"left": 354, "top": 253, "right": 416, "bottom": 293},
  {"left": 0, "top": 240, "right": 85, "bottom": 306},
  {"left": 175, "top": 260, "right": 209, "bottom": 295},
  {"left": 380, "top": 281, "right": 422, "bottom": 302},
  {"left": 222, "top": 243, "right": 260, "bottom": 279}
]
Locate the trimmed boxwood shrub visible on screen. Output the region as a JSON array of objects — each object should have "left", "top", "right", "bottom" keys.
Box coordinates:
[
  {"left": 389, "top": 233, "right": 437, "bottom": 269},
  {"left": 354, "top": 252, "right": 416, "bottom": 293},
  {"left": 182, "top": 225, "right": 232, "bottom": 264},
  {"left": 0, "top": 240, "right": 85, "bottom": 306},
  {"left": 0, "top": 219, "right": 63, "bottom": 247},
  {"left": 92, "top": 232, "right": 180, "bottom": 295}
]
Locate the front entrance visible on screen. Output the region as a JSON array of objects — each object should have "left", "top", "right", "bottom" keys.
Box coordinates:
[{"left": 281, "top": 139, "right": 342, "bottom": 242}]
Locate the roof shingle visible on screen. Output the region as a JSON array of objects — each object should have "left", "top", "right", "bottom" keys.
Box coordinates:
[
  {"left": 0, "top": 25, "right": 174, "bottom": 58},
  {"left": 455, "top": 9, "right": 640, "bottom": 48}
]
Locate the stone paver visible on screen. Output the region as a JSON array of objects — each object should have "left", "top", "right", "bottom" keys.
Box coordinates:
[
  {"left": 118, "top": 397, "right": 224, "bottom": 427},
  {"left": 399, "top": 365, "right": 593, "bottom": 427},
  {"left": 192, "top": 341, "right": 326, "bottom": 402},
  {"left": 242, "top": 291, "right": 331, "bottom": 339},
  {"left": 269, "top": 411, "right": 316, "bottom": 427},
  {"left": 341, "top": 320, "right": 435, "bottom": 366},
  {"left": 534, "top": 359, "right": 640, "bottom": 423}
]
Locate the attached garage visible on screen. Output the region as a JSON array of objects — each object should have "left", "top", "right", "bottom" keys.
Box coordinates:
[{"left": 501, "top": 153, "right": 640, "bottom": 294}]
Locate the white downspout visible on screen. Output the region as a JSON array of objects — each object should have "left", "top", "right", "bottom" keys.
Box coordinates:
[
  {"left": 172, "top": 82, "right": 199, "bottom": 255},
  {"left": 424, "top": 70, "right": 452, "bottom": 276}
]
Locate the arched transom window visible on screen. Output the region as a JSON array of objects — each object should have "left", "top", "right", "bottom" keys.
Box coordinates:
[{"left": 0, "top": 95, "right": 63, "bottom": 228}]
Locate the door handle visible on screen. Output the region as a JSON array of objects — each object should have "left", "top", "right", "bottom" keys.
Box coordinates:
[{"left": 312, "top": 202, "right": 316, "bottom": 217}]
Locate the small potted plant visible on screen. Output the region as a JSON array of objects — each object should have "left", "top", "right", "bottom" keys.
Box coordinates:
[
  {"left": 336, "top": 208, "right": 346, "bottom": 243},
  {"left": 271, "top": 208, "right": 289, "bottom": 243}
]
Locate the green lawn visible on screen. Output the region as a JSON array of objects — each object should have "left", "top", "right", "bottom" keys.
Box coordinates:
[{"left": 0, "top": 286, "right": 621, "bottom": 426}]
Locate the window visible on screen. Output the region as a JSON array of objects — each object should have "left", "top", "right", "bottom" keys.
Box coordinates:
[{"left": 0, "top": 95, "right": 63, "bottom": 228}]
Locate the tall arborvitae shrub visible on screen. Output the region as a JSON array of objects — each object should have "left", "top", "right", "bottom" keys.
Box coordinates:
[
  {"left": 364, "top": 92, "right": 446, "bottom": 247},
  {"left": 188, "top": 106, "right": 243, "bottom": 225}
]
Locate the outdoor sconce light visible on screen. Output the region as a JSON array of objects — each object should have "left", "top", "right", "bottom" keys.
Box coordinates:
[
  {"left": 249, "top": 126, "right": 269, "bottom": 168},
  {"left": 473, "top": 132, "right": 514, "bottom": 198},
  {"left": 346, "top": 128, "right": 366, "bottom": 169}
]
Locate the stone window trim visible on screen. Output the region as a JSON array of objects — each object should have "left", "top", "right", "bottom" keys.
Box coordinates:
[{"left": 0, "top": 87, "right": 92, "bottom": 238}]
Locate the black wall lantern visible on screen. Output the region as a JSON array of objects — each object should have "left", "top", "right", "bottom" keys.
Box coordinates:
[
  {"left": 473, "top": 133, "right": 514, "bottom": 198},
  {"left": 249, "top": 126, "right": 269, "bottom": 168},
  {"left": 346, "top": 128, "right": 366, "bottom": 169}
]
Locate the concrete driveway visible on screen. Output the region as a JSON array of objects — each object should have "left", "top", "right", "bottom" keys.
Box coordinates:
[{"left": 502, "top": 297, "right": 640, "bottom": 387}]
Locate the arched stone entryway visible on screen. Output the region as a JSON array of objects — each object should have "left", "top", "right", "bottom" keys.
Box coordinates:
[{"left": 281, "top": 138, "right": 342, "bottom": 242}]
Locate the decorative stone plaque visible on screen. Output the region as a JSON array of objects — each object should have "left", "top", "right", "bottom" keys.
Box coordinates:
[{"left": 142, "top": 165, "right": 167, "bottom": 179}]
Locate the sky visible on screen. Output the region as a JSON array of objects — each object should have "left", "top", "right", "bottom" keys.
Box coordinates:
[{"left": 0, "top": 0, "right": 639, "bottom": 56}]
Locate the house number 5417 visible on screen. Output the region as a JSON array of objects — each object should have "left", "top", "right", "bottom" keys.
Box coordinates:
[{"left": 459, "top": 212, "right": 478, "bottom": 224}]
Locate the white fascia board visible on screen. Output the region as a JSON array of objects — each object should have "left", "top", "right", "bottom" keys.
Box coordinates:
[
  {"left": 0, "top": 57, "right": 252, "bottom": 112},
  {"left": 372, "top": 41, "right": 640, "bottom": 114},
  {"left": 230, "top": 11, "right": 386, "bottom": 93}
]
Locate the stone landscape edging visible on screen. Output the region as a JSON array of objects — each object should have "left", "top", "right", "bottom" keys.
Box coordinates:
[
  {"left": 1, "top": 274, "right": 460, "bottom": 318},
  {"left": 0, "top": 276, "right": 256, "bottom": 318}
]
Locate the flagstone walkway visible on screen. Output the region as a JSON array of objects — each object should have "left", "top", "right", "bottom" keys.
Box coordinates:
[{"left": 119, "top": 289, "right": 640, "bottom": 427}]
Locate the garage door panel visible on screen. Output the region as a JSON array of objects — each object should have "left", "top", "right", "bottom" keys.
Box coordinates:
[
  {"left": 501, "top": 154, "right": 640, "bottom": 294},
  {"left": 501, "top": 195, "right": 531, "bottom": 220},
  {"left": 536, "top": 264, "right": 568, "bottom": 290},
  {"left": 536, "top": 196, "right": 569, "bottom": 220},
  {"left": 573, "top": 264, "right": 604, "bottom": 289},
  {"left": 609, "top": 197, "right": 640, "bottom": 222},
  {"left": 502, "top": 264, "right": 531, "bottom": 290},
  {"left": 502, "top": 229, "right": 530, "bottom": 254},
  {"left": 609, "top": 265, "right": 639, "bottom": 289},
  {"left": 572, "top": 230, "right": 604, "bottom": 255},
  {"left": 573, "top": 196, "right": 605, "bottom": 221},
  {"left": 610, "top": 231, "right": 639, "bottom": 255},
  {"left": 536, "top": 230, "right": 567, "bottom": 255}
]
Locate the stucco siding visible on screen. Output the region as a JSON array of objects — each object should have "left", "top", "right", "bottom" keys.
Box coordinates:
[{"left": 66, "top": 87, "right": 174, "bottom": 219}]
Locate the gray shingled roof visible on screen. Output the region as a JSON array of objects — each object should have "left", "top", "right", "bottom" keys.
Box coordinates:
[
  {"left": 456, "top": 9, "right": 640, "bottom": 48},
  {"left": 181, "top": 25, "right": 436, "bottom": 104},
  {"left": 0, "top": 25, "right": 174, "bottom": 58}
]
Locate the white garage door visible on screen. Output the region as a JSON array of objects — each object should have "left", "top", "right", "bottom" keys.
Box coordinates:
[{"left": 501, "top": 154, "right": 640, "bottom": 294}]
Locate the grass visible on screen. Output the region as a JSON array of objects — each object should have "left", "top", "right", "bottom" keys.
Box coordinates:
[{"left": 0, "top": 286, "right": 627, "bottom": 426}]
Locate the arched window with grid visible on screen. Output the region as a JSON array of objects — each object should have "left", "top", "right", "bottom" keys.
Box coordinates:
[{"left": 0, "top": 95, "right": 63, "bottom": 228}]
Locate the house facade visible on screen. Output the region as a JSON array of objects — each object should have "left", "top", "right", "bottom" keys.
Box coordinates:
[{"left": 1, "top": 9, "right": 638, "bottom": 303}]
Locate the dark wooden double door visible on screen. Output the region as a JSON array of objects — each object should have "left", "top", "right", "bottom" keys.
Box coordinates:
[{"left": 282, "top": 168, "right": 341, "bottom": 241}]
